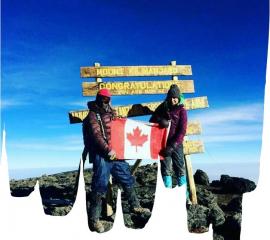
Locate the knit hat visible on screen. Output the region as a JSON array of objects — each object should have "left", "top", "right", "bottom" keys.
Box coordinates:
[
  {"left": 167, "top": 84, "right": 180, "bottom": 98},
  {"left": 97, "top": 88, "right": 112, "bottom": 97}
]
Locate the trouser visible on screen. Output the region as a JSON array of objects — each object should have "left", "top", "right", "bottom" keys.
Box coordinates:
[
  {"left": 160, "top": 144, "right": 185, "bottom": 177},
  {"left": 89, "top": 154, "right": 139, "bottom": 222}
]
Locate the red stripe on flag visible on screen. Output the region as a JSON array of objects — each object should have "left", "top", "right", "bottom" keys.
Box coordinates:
[
  {"left": 150, "top": 124, "right": 166, "bottom": 160},
  {"left": 111, "top": 118, "right": 126, "bottom": 159}
]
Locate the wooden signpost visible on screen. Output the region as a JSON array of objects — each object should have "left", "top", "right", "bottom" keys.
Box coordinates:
[
  {"left": 82, "top": 80, "right": 195, "bottom": 96},
  {"left": 80, "top": 65, "right": 192, "bottom": 78},
  {"left": 69, "top": 96, "right": 208, "bottom": 122},
  {"left": 69, "top": 61, "right": 208, "bottom": 212}
]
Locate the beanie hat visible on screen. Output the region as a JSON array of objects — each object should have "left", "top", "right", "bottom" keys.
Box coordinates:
[
  {"left": 97, "top": 88, "right": 112, "bottom": 97},
  {"left": 167, "top": 84, "right": 180, "bottom": 98}
]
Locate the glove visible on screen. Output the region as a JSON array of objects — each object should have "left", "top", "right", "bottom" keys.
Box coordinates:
[
  {"left": 159, "top": 119, "right": 169, "bottom": 128},
  {"left": 108, "top": 149, "right": 117, "bottom": 160}
]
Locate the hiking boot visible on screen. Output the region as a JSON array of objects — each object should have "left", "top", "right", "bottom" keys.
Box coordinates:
[
  {"left": 89, "top": 191, "right": 105, "bottom": 224},
  {"left": 163, "top": 175, "right": 173, "bottom": 188},
  {"left": 132, "top": 206, "right": 151, "bottom": 215},
  {"left": 177, "top": 175, "right": 187, "bottom": 187},
  {"left": 89, "top": 220, "right": 105, "bottom": 233}
]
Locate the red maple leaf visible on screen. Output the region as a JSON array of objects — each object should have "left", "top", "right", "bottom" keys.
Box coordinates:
[{"left": 126, "top": 126, "right": 148, "bottom": 152}]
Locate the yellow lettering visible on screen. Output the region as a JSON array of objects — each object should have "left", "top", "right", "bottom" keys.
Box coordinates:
[
  {"left": 96, "top": 68, "right": 101, "bottom": 76},
  {"left": 99, "top": 82, "right": 105, "bottom": 89},
  {"left": 124, "top": 82, "right": 130, "bottom": 90}
]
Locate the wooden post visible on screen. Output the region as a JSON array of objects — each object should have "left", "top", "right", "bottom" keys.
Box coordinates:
[
  {"left": 131, "top": 159, "right": 142, "bottom": 176},
  {"left": 171, "top": 60, "right": 179, "bottom": 81},
  {"left": 94, "top": 62, "right": 102, "bottom": 83},
  {"left": 172, "top": 60, "right": 197, "bottom": 204},
  {"left": 185, "top": 155, "right": 197, "bottom": 204},
  {"left": 106, "top": 176, "right": 114, "bottom": 217}
]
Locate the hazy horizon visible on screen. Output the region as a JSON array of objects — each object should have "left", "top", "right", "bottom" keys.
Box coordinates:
[{"left": 9, "top": 161, "right": 259, "bottom": 184}]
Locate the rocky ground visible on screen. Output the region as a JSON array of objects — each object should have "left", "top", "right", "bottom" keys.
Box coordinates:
[{"left": 10, "top": 164, "right": 256, "bottom": 239}]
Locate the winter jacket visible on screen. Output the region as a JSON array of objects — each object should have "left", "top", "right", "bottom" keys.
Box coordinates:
[
  {"left": 83, "top": 101, "right": 116, "bottom": 158},
  {"left": 150, "top": 101, "right": 187, "bottom": 147}
]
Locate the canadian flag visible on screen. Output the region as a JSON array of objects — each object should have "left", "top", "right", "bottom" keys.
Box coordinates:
[{"left": 111, "top": 118, "right": 170, "bottom": 160}]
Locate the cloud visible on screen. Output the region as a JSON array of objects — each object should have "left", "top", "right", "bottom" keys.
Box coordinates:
[
  {"left": 1, "top": 99, "right": 31, "bottom": 109},
  {"left": 196, "top": 103, "right": 263, "bottom": 125},
  {"left": 7, "top": 135, "right": 83, "bottom": 152},
  {"left": 66, "top": 101, "right": 88, "bottom": 108},
  {"left": 190, "top": 103, "right": 264, "bottom": 144},
  {"left": 202, "top": 133, "right": 261, "bottom": 143}
]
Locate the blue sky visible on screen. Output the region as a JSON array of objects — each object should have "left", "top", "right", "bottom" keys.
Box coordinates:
[{"left": 1, "top": 0, "right": 268, "bottom": 181}]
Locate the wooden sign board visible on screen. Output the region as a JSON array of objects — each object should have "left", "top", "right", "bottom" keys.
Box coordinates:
[
  {"left": 183, "top": 140, "right": 204, "bottom": 155},
  {"left": 69, "top": 96, "right": 208, "bottom": 123},
  {"left": 81, "top": 65, "right": 192, "bottom": 78},
  {"left": 116, "top": 97, "right": 209, "bottom": 118},
  {"left": 82, "top": 80, "right": 194, "bottom": 96}
]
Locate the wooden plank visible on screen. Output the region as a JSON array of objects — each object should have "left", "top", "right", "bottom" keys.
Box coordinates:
[
  {"left": 183, "top": 140, "right": 204, "bottom": 155},
  {"left": 186, "top": 121, "right": 202, "bottom": 135},
  {"left": 69, "top": 96, "right": 209, "bottom": 123},
  {"left": 70, "top": 109, "right": 202, "bottom": 135},
  {"left": 81, "top": 65, "right": 192, "bottom": 78},
  {"left": 115, "top": 97, "right": 209, "bottom": 117},
  {"left": 82, "top": 80, "right": 195, "bottom": 96},
  {"left": 185, "top": 155, "right": 198, "bottom": 204}
]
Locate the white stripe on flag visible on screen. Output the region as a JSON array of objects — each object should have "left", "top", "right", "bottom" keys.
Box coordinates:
[{"left": 124, "top": 119, "right": 151, "bottom": 159}]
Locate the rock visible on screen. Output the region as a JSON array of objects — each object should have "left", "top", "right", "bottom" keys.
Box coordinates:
[
  {"left": 135, "top": 164, "right": 157, "bottom": 186},
  {"left": 10, "top": 165, "right": 252, "bottom": 237},
  {"left": 196, "top": 187, "right": 217, "bottom": 207},
  {"left": 44, "top": 205, "right": 72, "bottom": 216},
  {"left": 226, "top": 213, "right": 242, "bottom": 231},
  {"left": 99, "top": 220, "right": 114, "bottom": 232},
  {"left": 130, "top": 211, "right": 151, "bottom": 229},
  {"left": 121, "top": 200, "right": 130, "bottom": 214},
  {"left": 196, "top": 186, "right": 225, "bottom": 227},
  {"left": 187, "top": 204, "right": 209, "bottom": 233},
  {"left": 123, "top": 214, "right": 134, "bottom": 228},
  {"left": 213, "top": 233, "right": 224, "bottom": 240},
  {"left": 209, "top": 204, "right": 225, "bottom": 227},
  {"left": 226, "top": 196, "right": 242, "bottom": 212},
  {"left": 140, "top": 199, "right": 154, "bottom": 210},
  {"left": 194, "top": 169, "right": 210, "bottom": 186},
  {"left": 39, "top": 185, "right": 66, "bottom": 199},
  {"left": 210, "top": 180, "right": 221, "bottom": 188},
  {"left": 220, "top": 175, "right": 256, "bottom": 194},
  {"left": 214, "top": 212, "right": 242, "bottom": 240},
  {"left": 10, "top": 186, "right": 34, "bottom": 197}
]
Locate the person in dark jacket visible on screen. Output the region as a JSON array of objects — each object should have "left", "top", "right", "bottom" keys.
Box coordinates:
[
  {"left": 150, "top": 84, "right": 188, "bottom": 189},
  {"left": 83, "top": 88, "right": 150, "bottom": 233}
]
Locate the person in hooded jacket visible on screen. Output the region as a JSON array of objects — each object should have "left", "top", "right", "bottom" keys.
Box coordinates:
[
  {"left": 150, "top": 84, "right": 188, "bottom": 189},
  {"left": 83, "top": 88, "right": 150, "bottom": 233}
]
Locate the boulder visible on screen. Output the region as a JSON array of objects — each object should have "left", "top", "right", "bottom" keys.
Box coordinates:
[
  {"left": 226, "top": 213, "right": 242, "bottom": 231},
  {"left": 220, "top": 175, "right": 256, "bottom": 194},
  {"left": 131, "top": 212, "right": 151, "bottom": 229},
  {"left": 196, "top": 187, "right": 217, "bottom": 207},
  {"left": 10, "top": 186, "right": 34, "bottom": 197},
  {"left": 209, "top": 204, "right": 226, "bottom": 227},
  {"left": 226, "top": 196, "right": 242, "bottom": 212},
  {"left": 194, "top": 169, "right": 210, "bottom": 186},
  {"left": 213, "top": 233, "right": 225, "bottom": 240},
  {"left": 187, "top": 204, "right": 210, "bottom": 233}
]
